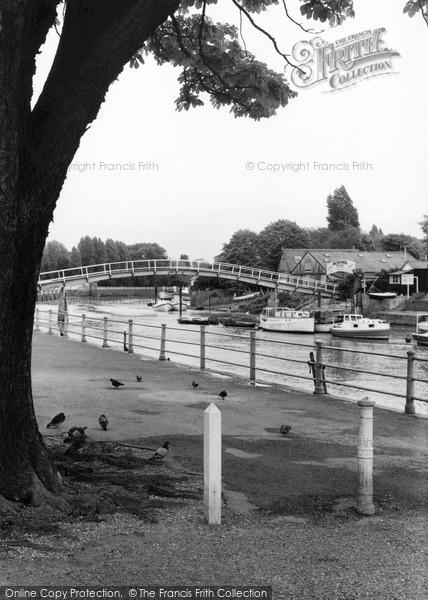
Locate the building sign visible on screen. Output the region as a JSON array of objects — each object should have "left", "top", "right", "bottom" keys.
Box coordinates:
[
  {"left": 401, "top": 273, "right": 414, "bottom": 285},
  {"left": 326, "top": 260, "right": 356, "bottom": 276},
  {"left": 291, "top": 28, "right": 400, "bottom": 93}
]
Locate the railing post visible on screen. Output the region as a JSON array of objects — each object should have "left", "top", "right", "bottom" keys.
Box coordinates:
[
  {"left": 249, "top": 330, "right": 256, "bottom": 383},
  {"left": 48, "top": 310, "right": 53, "bottom": 335},
  {"left": 313, "top": 339, "right": 325, "bottom": 395},
  {"left": 356, "top": 397, "right": 376, "bottom": 515},
  {"left": 204, "top": 403, "right": 222, "bottom": 525},
  {"left": 102, "top": 317, "right": 109, "bottom": 348},
  {"left": 128, "top": 319, "right": 134, "bottom": 354},
  {"left": 200, "top": 325, "right": 206, "bottom": 370},
  {"left": 81, "top": 313, "right": 87, "bottom": 343},
  {"left": 34, "top": 308, "right": 41, "bottom": 332},
  {"left": 159, "top": 323, "right": 167, "bottom": 361},
  {"left": 405, "top": 348, "right": 416, "bottom": 415}
]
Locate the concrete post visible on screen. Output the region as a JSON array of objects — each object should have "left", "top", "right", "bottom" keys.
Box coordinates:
[
  {"left": 159, "top": 323, "right": 167, "bottom": 361},
  {"left": 48, "top": 310, "right": 53, "bottom": 335},
  {"left": 200, "top": 325, "right": 206, "bottom": 370},
  {"left": 34, "top": 308, "right": 41, "bottom": 332},
  {"left": 102, "top": 317, "right": 109, "bottom": 348},
  {"left": 357, "top": 397, "right": 376, "bottom": 516},
  {"left": 204, "top": 403, "right": 222, "bottom": 525},
  {"left": 249, "top": 330, "right": 256, "bottom": 383},
  {"left": 313, "top": 339, "right": 325, "bottom": 395},
  {"left": 81, "top": 313, "right": 87, "bottom": 343},
  {"left": 128, "top": 319, "right": 134, "bottom": 354},
  {"left": 405, "top": 348, "right": 416, "bottom": 415}
]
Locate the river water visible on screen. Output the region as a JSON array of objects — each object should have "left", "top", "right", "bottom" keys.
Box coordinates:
[{"left": 38, "top": 300, "right": 428, "bottom": 417}]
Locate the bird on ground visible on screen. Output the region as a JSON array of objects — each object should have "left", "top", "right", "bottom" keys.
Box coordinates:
[
  {"left": 63, "top": 426, "right": 88, "bottom": 451},
  {"left": 110, "top": 378, "right": 125, "bottom": 389},
  {"left": 149, "top": 441, "right": 170, "bottom": 460},
  {"left": 63, "top": 426, "right": 87, "bottom": 443},
  {"left": 218, "top": 390, "right": 227, "bottom": 399},
  {"left": 136, "top": 375, "right": 142, "bottom": 382},
  {"left": 280, "top": 425, "right": 291, "bottom": 436},
  {"left": 47, "top": 412, "right": 66, "bottom": 428},
  {"left": 192, "top": 381, "right": 199, "bottom": 389},
  {"left": 98, "top": 414, "right": 109, "bottom": 431}
]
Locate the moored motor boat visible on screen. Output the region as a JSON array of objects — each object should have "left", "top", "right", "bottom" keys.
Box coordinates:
[
  {"left": 259, "top": 307, "right": 314, "bottom": 333},
  {"left": 329, "top": 314, "right": 390, "bottom": 339}
]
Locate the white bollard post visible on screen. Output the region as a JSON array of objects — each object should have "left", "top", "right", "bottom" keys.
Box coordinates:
[
  {"left": 204, "top": 403, "right": 222, "bottom": 525},
  {"left": 357, "top": 397, "right": 376, "bottom": 515},
  {"left": 128, "top": 319, "right": 134, "bottom": 354},
  {"left": 102, "top": 317, "right": 109, "bottom": 348}
]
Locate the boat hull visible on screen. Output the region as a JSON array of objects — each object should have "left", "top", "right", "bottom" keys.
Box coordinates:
[
  {"left": 260, "top": 317, "right": 314, "bottom": 333},
  {"left": 152, "top": 301, "right": 173, "bottom": 312},
  {"left": 330, "top": 325, "right": 390, "bottom": 339},
  {"left": 412, "top": 332, "right": 428, "bottom": 346}
]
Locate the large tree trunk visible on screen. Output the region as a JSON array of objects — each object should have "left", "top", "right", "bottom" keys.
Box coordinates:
[{"left": 0, "top": 0, "right": 179, "bottom": 503}]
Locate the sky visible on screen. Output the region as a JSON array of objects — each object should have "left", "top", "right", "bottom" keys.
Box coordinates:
[{"left": 36, "top": 0, "right": 428, "bottom": 262}]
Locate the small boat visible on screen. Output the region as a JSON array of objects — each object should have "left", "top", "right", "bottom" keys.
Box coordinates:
[
  {"left": 411, "top": 313, "right": 428, "bottom": 345},
  {"left": 177, "top": 316, "right": 219, "bottom": 325},
  {"left": 412, "top": 332, "right": 428, "bottom": 346},
  {"left": 329, "top": 314, "right": 390, "bottom": 339},
  {"left": 259, "top": 307, "right": 314, "bottom": 333},
  {"left": 233, "top": 291, "right": 261, "bottom": 302},
  {"left": 220, "top": 318, "right": 257, "bottom": 328},
  {"left": 152, "top": 300, "right": 173, "bottom": 312},
  {"left": 368, "top": 292, "right": 397, "bottom": 300},
  {"left": 170, "top": 295, "right": 189, "bottom": 312}
]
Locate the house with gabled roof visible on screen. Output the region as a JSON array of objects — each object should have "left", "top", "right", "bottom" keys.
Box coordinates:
[{"left": 277, "top": 248, "right": 428, "bottom": 293}]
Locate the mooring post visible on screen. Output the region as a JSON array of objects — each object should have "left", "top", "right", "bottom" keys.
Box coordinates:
[
  {"left": 200, "top": 325, "right": 206, "bottom": 370},
  {"left": 81, "top": 313, "right": 87, "bottom": 343},
  {"left": 249, "top": 330, "right": 256, "bottom": 383},
  {"left": 48, "top": 310, "right": 53, "bottom": 335},
  {"left": 102, "top": 317, "right": 109, "bottom": 348},
  {"left": 62, "top": 312, "right": 69, "bottom": 338},
  {"left": 405, "top": 348, "right": 416, "bottom": 415},
  {"left": 159, "top": 323, "right": 167, "bottom": 361},
  {"left": 357, "top": 397, "right": 376, "bottom": 516},
  {"left": 204, "top": 403, "right": 222, "bottom": 525},
  {"left": 313, "top": 339, "right": 325, "bottom": 395},
  {"left": 34, "top": 308, "right": 41, "bottom": 332},
  {"left": 128, "top": 319, "right": 134, "bottom": 354}
]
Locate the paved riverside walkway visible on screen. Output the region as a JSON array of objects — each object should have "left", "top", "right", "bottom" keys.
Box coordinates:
[
  {"left": 32, "top": 330, "right": 428, "bottom": 510},
  {"left": 1, "top": 331, "right": 426, "bottom": 597}
]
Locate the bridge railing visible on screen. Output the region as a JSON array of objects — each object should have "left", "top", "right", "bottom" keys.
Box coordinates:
[
  {"left": 34, "top": 308, "right": 428, "bottom": 416},
  {"left": 38, "top": 259, "right": 337, "bottom": 295}
]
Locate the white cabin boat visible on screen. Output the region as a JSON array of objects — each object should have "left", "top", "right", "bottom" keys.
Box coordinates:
[
  {"left": 329, "top": 314, "right": 390, "bottom": 339},
  {"left": 259, "top": 307, "right": 314, "bottom": 333},
  {"left": 170, "top": 295, "right": 189, "bottom": 312}
]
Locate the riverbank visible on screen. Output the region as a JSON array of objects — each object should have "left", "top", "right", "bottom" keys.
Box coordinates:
[{"left": 2, "top": 330, "right": 426, "bottom": 597}]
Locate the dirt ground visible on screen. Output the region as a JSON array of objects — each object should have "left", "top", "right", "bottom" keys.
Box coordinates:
[{"left": 1, "top": 332, "right": 427, "bottom": 598}]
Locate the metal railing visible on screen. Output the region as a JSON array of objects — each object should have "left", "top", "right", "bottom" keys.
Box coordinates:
[
  {"left": 38, "top": 259, "right": 337, "bottom": 297},
  {"left": 34, "top": 308, "right": 428, "bottom": 415}
]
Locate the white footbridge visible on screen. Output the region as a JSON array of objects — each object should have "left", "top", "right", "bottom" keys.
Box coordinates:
[{"left": 38, "top": 259, "right": 337, "bottom": 297}]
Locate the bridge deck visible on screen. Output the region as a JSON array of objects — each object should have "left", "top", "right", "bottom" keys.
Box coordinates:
[{"left": 38, "top": 259, "right": 337, "bottom": 297}]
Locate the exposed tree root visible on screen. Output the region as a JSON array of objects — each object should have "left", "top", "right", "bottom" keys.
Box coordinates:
[{"left": 0, "top": 441, "right": 201, "bottom": 537}]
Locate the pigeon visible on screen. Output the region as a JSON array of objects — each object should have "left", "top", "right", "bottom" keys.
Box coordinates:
[
  {"left": 110, "top": 378, "right": 124, "bottom": 389},
  {"left": 47, "top": 412, "right": 66, "bottom": 428},
  {"left": 136, "top": 375, "right": 142, "bottom": 382},
  {"left": 63, "top": 426, "right": 88, "bottom": 452},
  {"left": 63, "top": 426, "right": 87, "bottom": 444},
  {"left": 192, "top": 381, "right": 199, "bottom": 388},
  {"left": 149, "top": 441, "right": 170, "bottom": 460},
  {"left": 280, "top": 425, "right": 291, "bottom": 436},
  {"left": 218, "top": 390, "right": 227, "bottom": 399},
  {"left": 98, "top": 414, "right": 109, "bottom": 431}
]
